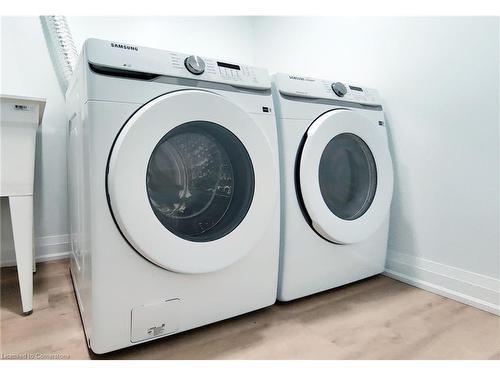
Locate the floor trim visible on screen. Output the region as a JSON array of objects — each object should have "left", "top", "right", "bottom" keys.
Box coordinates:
[
  {"left": 0, "top": 234, "right": 70, "bottom": 267},
  {"left": 384, "top": 250, "right": 500, "bottom": 316}
]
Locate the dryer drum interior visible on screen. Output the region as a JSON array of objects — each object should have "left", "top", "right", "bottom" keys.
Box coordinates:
[{"left": 318, "top": 132, "right": 377, "bottom": 221}]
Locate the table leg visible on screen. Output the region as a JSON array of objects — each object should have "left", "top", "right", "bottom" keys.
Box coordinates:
[
  {"left": 9, "top": 195, "right": 34, "bottom": 315},
  {"left": 33, "top": 246, "right": 36, "bottom": 273}
]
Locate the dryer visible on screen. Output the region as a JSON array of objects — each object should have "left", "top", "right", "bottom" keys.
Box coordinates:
[
  {"left": 66, "top": 39, "right": 280, "bottom": 353},
  {"left": 272, "top": 73, "right": 393, "bottom": 302}
]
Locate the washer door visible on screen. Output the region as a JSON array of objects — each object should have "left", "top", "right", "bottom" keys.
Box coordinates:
[
  {"left": 298, "top": 109, "right": 393, "bottom": 244},
  {"left": 107, "top": 90, "right": 278, "bottom": 274}
]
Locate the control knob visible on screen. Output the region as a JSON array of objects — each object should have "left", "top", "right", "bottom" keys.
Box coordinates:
[
  {"left": 332, "top": 82, "right": 348, "bottom": 97},
  {"left": 184, "top": 55, "right": 205, "bottom": 75}
]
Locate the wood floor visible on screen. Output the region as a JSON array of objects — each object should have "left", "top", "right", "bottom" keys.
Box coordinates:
[{"left": 1, "top": 260, "right": 499, "bottom": 360}]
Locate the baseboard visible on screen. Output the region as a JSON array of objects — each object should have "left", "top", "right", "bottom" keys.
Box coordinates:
[
  {"left": 384, "top": 250, "right": 500, "bottom": 316},
  {"left": 0, "top": 234, "right": 70, "bottom": 267}
]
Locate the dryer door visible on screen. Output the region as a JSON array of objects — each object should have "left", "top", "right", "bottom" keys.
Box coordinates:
[
  {"left": 107, "top": 90, "right": 278, "bottom": 274},
  {"left": 298, "top": 109, "right": 393, "bottom": 244}
]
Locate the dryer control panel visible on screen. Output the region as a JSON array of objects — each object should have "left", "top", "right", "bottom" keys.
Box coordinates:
[
  {"left": 84, "top": 38, "right": 271, "bottom": 90},
  {"left": 273, "top": 73, "right": 381, "bottom": 106}
]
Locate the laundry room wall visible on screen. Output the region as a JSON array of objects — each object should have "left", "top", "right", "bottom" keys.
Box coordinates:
[
  {"left": 252, "top": 17, "right": 500, "bottom": 314},
  {"left": 0, "top": 16, "right": 256, "bottom": 266}
]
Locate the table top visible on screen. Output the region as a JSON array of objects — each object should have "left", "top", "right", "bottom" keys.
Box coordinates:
[{"left": 1, "top": 94, "right": 46, "bottom": 125}]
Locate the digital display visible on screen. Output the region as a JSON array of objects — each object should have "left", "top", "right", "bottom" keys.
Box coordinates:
[
  {"left": 217, "top": 61, "right": 241, "bottom": 70},
  {"left": 349, "top": 85, "right": 363, "bottom": 92}
]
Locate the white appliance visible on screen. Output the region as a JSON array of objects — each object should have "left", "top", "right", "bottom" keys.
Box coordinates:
[
  {"left": 66, "top": 39, "right": 280, "bottom": 354},
  {"left": 272, "top": 73, "right": 394, "bottom": 302}
]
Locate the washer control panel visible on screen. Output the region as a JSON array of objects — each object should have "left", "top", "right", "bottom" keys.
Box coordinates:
[
  {"left": 85, "top": 39, "right": 270, "bottom": 90},
  {"left": 274, "top": 73, "right": 381, "bottom": 106},
  {"left": 169, "top": 52, "right": 262, "bottom": 86}
]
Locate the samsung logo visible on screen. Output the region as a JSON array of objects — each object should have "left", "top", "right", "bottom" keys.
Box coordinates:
[
  {"left": 289, "top": 75, "right": 315, "bottom": 82},
  {"left": 110, "top": 43, "right": 138, "bottom": 51}
]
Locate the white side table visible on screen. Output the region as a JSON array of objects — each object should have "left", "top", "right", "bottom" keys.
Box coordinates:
[{"left": 1, "top": 94, "right": 45, "bottom": 315}]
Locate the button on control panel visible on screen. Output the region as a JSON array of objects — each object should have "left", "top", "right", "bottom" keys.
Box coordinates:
[{"left": 216, "top": 63, "right": 258, "bottom": 84}]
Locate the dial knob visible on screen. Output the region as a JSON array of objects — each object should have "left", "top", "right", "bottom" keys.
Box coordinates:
[
  {"left": 184, "top": 55, "right": 205, "bottom": 75},
  {"left": 332, "top": 82, "right": 348, "bottom": 97}
]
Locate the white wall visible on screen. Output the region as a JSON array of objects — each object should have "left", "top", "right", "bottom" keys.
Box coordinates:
[
  {"left": 253, "top": 17, "right": 499, "bottom": 313},
  {"left": 0, "top": 16, "right": 256, "bottom": 265}
]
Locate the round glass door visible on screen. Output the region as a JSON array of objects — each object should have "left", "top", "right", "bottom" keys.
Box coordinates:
[
  {"left": 298, "top": 109, "right": 393, "bottom": 244},
  {"left": 318, "top": 133, "right": 377, "bottom": 221},
  {"left": 146, "top": 121, "right": 254, "bottom": 242}
]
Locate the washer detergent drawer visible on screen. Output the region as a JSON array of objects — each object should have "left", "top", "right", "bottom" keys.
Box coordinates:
[{"left": 131, "top": 299, "right": 180, "bottom": 342}]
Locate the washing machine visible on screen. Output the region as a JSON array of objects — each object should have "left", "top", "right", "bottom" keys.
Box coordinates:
[
  {"left": 272, "top": 73, "right": 394, "bottom": 302},
  {"left": 65, "top": 39, "right": 280, "bottom": 354}
]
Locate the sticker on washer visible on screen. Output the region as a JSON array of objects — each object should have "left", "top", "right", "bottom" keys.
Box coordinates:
[{"left": 147, "top": 323, "right": 166, "bottom": 337}]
